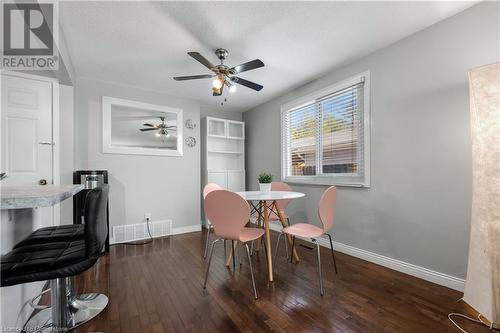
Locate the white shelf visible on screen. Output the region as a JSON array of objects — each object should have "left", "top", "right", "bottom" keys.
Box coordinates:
[
  {"left": 208, "top": 150, "right": 243, "bottom": 154},
  {"left": 203, "top": 117, "right": 246, "bottom": 192}
]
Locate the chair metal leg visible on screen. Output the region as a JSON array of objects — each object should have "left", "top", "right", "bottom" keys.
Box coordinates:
[
  {"left": 274, "top": 232, "right": 289, "bottom": 262},
  {"left": 326, "top": 233, "right": 338, "bottom": 274},
  {"left": 290, "top": 236, "right": 295, "bottom": 263},
  {"left": 231, "top": 240, "right": 236, "bottom": 269},
  {"left": 204, "top": 239, "right": 221, "bottom": 289},
  {"left": 274, "top": 232, "right": 282, "bottom": 262},
  {"left": 284, "top": 233, "right": 289, "bottom": 259},
  {"left": 285, "top": 219, "right": 290, "bottom": 259},
  {"left": 238, "top": 242, "right": 242, "bottom": 266},
  {"left": 244, "top": 243, "right": 258, "bottom": 299},
  {"left": 203, "top": 224, "right": 212, "bottom": 259},
  {"left": 313, "top": 239, "right": 324, "bottom": 296}
]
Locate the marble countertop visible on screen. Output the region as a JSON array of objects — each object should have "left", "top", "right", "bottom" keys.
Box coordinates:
[{"left": 1, "top": 184, "right": 84, "bottom": 209}]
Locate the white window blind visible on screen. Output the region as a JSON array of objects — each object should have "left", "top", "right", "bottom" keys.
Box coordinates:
[{"left": 282, "top": 73, "right": 370, "bottom": 187}]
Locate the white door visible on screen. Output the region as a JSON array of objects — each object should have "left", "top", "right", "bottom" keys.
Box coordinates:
[
  {"left": 1, "top": 74, "right": 53, "bottom": 185},
  {"left": 1, "top": 73, "right": 54, "bottom": 229},
  {"left": 0, "top": 73, "right": 55, "bottom": 329}
]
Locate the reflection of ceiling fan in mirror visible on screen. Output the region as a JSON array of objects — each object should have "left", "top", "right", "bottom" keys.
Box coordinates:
[{"left": 140, "top": 116, "right": 177, "bottom": 138}]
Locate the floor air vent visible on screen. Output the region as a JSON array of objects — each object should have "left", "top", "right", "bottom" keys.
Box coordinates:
[{"left": 111, "top": 220, "right": 172, "bottom": 244}]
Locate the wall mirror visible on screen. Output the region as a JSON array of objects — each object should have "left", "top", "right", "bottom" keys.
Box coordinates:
[{"left": 102, "top": 96, "right": 183, "bottom": 156}]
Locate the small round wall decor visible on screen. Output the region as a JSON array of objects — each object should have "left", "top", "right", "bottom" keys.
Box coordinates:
[
  {"left": 185, "top": 119, "right": 196, "bottom": 130},
  {"left": 185, "top": 136, "right": 196, "bottom": 147}
]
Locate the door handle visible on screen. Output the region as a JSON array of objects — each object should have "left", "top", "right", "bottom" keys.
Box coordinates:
[
  {"left": 38, "top": 141, "right": 54, "bottom": 146},
  {"left": 39, "top": 179, "right": 47, "bottom": 185}
]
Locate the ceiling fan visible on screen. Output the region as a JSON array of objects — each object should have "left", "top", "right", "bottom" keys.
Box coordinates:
[
  {"left": 173, "top": 48, "right": 264, "bottom": 96},
  {"left": 140, "top": 116, "right": 177, "bottom": 137}
]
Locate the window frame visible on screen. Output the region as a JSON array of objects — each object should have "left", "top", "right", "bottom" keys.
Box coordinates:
[{"left": 280, "top": 71, "right": 371, "bottom": 187}]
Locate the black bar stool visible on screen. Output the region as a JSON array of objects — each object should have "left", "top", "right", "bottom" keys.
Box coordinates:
[
  {"left": 13, "top": 224, "right": 85, "bottom": 248},
  {"left": 1, "top": 185, "right": 109, "bottom": 332}
]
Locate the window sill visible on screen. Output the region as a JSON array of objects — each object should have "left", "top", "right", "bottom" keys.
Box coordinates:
[{"left": 283, "top": 177, "right": 370, "bottom": 188}]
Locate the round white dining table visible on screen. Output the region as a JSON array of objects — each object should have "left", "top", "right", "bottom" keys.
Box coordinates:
[
  {"left": 236, "top": 191, "right": 305, "bottom": 202},
  {"left": 235, "top": 190, "right": 305, "bottom": 282}
]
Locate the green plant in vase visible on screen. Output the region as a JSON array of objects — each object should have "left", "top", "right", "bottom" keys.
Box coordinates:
[{"left": 258, "top": 172, "right": 273, "bottom": 193}]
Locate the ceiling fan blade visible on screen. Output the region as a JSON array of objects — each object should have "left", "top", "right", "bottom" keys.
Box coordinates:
[
  {"left": 165, "top": 126, "right": 177, "bottom": 129},
  {"left": 140, "top": 128, "right": 157, "bottom": 131},
  {"left": 230, "top": 59, "right": 264, "bottom": 74},
  {"left": 188, "top": 52, "right": 215, "bottom": 70},
  {"left": 143, "top": 123, "right": 156, "bottom": 127},
  {"left": 173, "top": 74, "right": 214, "bottom": 81},
  {"left": 231, "top": 76, "right": 263, "bottom": 91}
]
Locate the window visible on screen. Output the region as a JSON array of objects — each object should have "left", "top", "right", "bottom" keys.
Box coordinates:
[{"left": 281, "top": 72, "right": 370, "bottom": 187}]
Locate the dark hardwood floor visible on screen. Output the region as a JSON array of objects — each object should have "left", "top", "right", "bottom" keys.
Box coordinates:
[{"left": 73, "top": 230, "right": 486, "bottom": 333}]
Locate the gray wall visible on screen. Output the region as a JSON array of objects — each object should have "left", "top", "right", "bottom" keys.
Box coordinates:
[
  {"left": 75, "top": 78, "right": 201, "bottom": 232},
  {"left": 201, "top": 105, "right": 243, "bottom": 121},
  {"left": 243, "top": 2, "right": 499, "bottom": 279}
]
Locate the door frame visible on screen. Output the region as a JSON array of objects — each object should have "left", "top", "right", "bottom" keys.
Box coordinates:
[{"left": 1, "top": 70, "right": 61, "bottom": 224}]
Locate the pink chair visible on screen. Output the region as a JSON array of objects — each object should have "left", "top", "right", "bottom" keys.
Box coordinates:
[
  {"left": 276, "top": 186, "right": 338, "bottom": 295},
  {"left": 203, "top": 190, "right": 265, "bottom": 299},
  {"left": 203, "top": 183, "right": 223, "bottom": 258}
]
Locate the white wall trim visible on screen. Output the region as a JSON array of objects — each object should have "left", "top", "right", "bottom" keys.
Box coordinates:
[
  {"left": 268, "top": 222, "right": 465, "bottom": 291},
  {"left": 173, "top": 224, "right": 201, "bottom": 235}
]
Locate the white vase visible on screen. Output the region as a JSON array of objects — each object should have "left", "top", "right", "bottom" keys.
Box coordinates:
[{"left": 259, "top": 183, "right": 271, "bottom": 193}]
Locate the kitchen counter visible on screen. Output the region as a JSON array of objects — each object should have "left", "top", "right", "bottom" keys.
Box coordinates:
[{"left": 1, "top": 184, "right": 84, "bottom": 209}]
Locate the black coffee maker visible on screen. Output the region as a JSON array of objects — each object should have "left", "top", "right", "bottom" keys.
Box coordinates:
[{"left": 73, "top": 170, "right": 110, "bottom": 251}]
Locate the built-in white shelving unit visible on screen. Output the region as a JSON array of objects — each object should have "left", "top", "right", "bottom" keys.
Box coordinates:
[{"left": 202, "top": 117, "right": 245, "bottom": 192}]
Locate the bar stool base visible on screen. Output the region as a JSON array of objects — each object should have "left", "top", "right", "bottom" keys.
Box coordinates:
[{"left": 24, "top": 293, "right": 108, "bottom": 332}]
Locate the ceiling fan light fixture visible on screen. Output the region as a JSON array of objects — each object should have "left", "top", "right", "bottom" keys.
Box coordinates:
[
  {"left": 175, "top": 49, "right": 264, "bottom": 95},
  {"left": 212, "top": 77, "right": 223, "bottom": 89}
]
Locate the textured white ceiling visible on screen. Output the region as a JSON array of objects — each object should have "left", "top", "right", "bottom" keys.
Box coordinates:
[{"left": 60, "top": 1, "right": 476, "bottom": 112}]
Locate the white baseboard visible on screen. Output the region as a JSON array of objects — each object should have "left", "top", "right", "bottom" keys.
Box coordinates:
[
  {"left": 268, "top": 222, "right": 465, "bottom": 291},
  {"left": 173, "top": 224, "right": 201, "bottom": 235}
]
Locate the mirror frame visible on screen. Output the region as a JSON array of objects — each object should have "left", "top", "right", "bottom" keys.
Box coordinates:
[{"left": 102, "top": 96, "right": 183, "bottom": 157}]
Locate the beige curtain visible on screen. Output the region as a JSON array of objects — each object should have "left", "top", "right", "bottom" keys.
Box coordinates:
[{"left": 463, "top": 62, "right": 500, "bottom": 324}]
